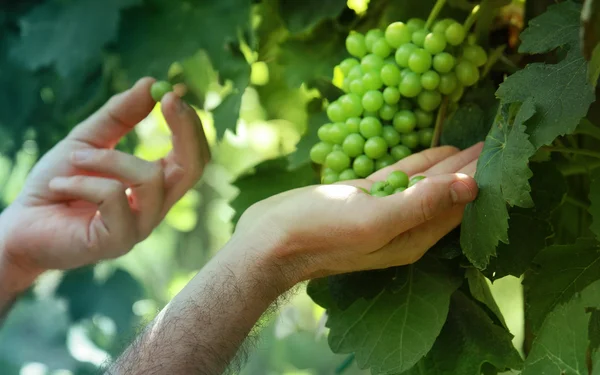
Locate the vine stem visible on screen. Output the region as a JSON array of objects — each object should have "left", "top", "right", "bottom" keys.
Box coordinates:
[
  {"left": 557, "top": 161, "right": 600, "bottom": 176},
  {"left": 425, "top": 0, "right": 447, "bottom": 30},
  {"left": 565, "top": 196, "right": 591, "bottom": 210},
  {"left": 431, "top": 97, "right": 449, "bottom": 148},
  {"left": 541, "top": 146, "right": 600, "bottom": 160},
  {"left": 463, "top": 4, "right": 481, "bottom": 31}
]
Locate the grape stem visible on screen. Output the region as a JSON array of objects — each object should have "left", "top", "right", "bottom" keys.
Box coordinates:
[
  {"left": 431, "top": 97, "right": 449, "bottom": 148},
  {"left": 565, "top": 196, "right": 591, "bottom": 210},
  {"left": 463, "top": 4, "right": 481, "bottom": 31},
  {"left": 425, "top": 0, "right": 447, "bottom": 30},
  {"left": 541, "top": 146, "right": 600, "bottom": 160},
  {"left": 335, "top": 353, "right": 355, "bottom": 374},
  {"left": 557, "top": 160, "right": 600, "bottom": 176}
]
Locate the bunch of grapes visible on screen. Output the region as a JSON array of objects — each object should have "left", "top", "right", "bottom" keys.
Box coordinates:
[{"left": 310, "top": 16, "right": 488, "bottom": 184}]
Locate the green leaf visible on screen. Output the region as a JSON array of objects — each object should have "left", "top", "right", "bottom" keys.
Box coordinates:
[
  {"left": 589, "top": 308, "right": 600, "bottom": 353},
  {"left": 496, "top": 1, "right": 596, "bottom": 148},
  {"left": 278, "top": 0, "right": 347, "bottom": 34},
  {"left": 441, "top": 102, "right": 496, "bottom": 150},
  {"left": 10, "top": 0, "right": 140, "bottom": 76},
  {"left": 527, "top": 161, "right": 568, "bottom": 218},
  {"left": 461, "top": 100, "right": 537, "bottom": 269},
  {"left": 590, "top": 44, "right": 600, "bottom": 86},
  {"left": 465, "top": 268, "right": 507, "bottom": 328},
  {"left": 288, "top": 105, "right": 326, "bottom": 168},
  {"left": 325, "top": 257, "right": 461, "bottom": 374},
  {"left": 525, "top": 238, "right": 600, "bottom": 332},
  {"left": 404, "top": 291, "right": 522, "bottom": 375},
  {"left": 306, "top": 277, "right": 334, "bottom": 309},
  {"left": 326, "top": 267, "right": 398, "bottom": 310},
  {"left": 591, "top": 169, "right": 600, "bottom": 241}
]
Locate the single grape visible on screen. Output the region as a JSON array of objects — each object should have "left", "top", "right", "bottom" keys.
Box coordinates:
[
  {"left": 423, "top": 32, "right": 447, "bottom": 54},
  {"left": 372, "top": 190, "right": 390, "bottom": 197},
  {"left": 382, "top": 125, "right": 401, "bottom": 147},
  {"left": 353, "top": 155, "right": 375, "bottom": 177},
  {"left": 411, "top": 29, "right": 429, "bottom": 47},
  {"left": 383, "top": 87, "right": 401, "bottom": 104},
  {"left": 402, "top": 132, "right": 420, "bottom": 149},
  {"left": 372, "top": 38, "right": 392, "bottom": 58},
  {"left": 414, "top": 109, "right": 434, "bottom": 128},
  {"left": 420, "top": 70, "right": 440, "bottom": 90},
  {"left": 462, "top": 45, "right": 488, "bottom": 67},
  {"left": 361, "top": 53, "right": 385, "bottom": 72},
  {"left": 342, "top": 77, "right": 352, "bottom": 92},
  {"left": 398, "top": 99, "right": 413, "bottom": 110},
  {"left": 371, "top": 180, "right": 388, "bottom": 194},
  {"left": 376, "top": 154, "right": 396, "bottom": 170},
  {"left": 359, "top": 116, "right": 383, "bottom": 138},
  {"left": 362, "top": 90, "right": 384, "bottom": 112},
  {"left": 322, "top": 173, "right": 339, "bottom": 184},
  {"left": 339, "top": 58, "right": 360, "bottom": 76},
  {"left": 394, "top": 187, "right": 406, "bottom": 194},
  {"left": 408, "top": 175, "right": 426, "bottom": 187},
  {"left": 318, "top": 123, "right": 334, "bottom": 142},
  {"left": 419, "top": 128, "right": 434, "bottom": 147},
  {"left": 395, "top": 43, "right": 418, "bottom": 67},
  {"left": 347, "top": 65, "right": 364, "bottom": 80},
  {"left": 310, "top": 142, "right": 334, "bottom": 164},
  {"left": 432, "top": 18, "right": 453, "bottom": 34},
  {"left": 445, "top": 23, "right": 466, "bottom": 46},
  {"left": 379, "top": 103, "right": 398, "bottom": 121},
  {"left": 339, "top": 93, "right": 363, "bottom": 118},
  {"left": 432, "top": 52, "right": 455, "bottom": 73},
  {"left": 342, "top": 133, "right": 366, "bottom": 157},
  {"left": 325, "top": 150, "right": 351, "bottom": 172},
  {"left": 400, "top": 67, "right": 412, "bottom": 80},
  {"left": 150, "top": 81, "right": 173, "bottom": 102},
  {"left": 329, "top": 122, "right": 350, "bottom": 144},
  {"left": 364, "top": 136, "right": 388, "bottom": 159},
  {"left": 339, "top": 169, "right": 358, "bottom": 181},
  {"left": 391, "top": 144, "right": 412, "bottom": 160},
  {"left": 408, "top": 49, "right": 432, "bottom": 73},
  {"left": 406, "top": 18, "right": 426, "bottom": 32},
  {"left": 385, "top": 22, "right": 412, "bottom": 48},
  {"left": 365, "top": 29, "right": 385, "bottom": 52},
  {"left": 362, "top": 71, "right": 383, "bottom": 90},
  {"left": 450, "top": 84, "right": 464, "bottom": 103},
  {"left": 386, "top": 170, "right": 409, "bottom": 189},
  {"left": 438, "top": 73, "right": 458, "bottom": 95},
  {"left": 455, "top": 60, "right": 480, "bottom": 86},
  {"left": 380, "top": 63, "right": 401, "bottom": 86},
  {"left": 346, "top": 32, "right": 368, "bottom": 58},
  {"left": 383, "top": 183, "right": 396, "bottom": 194},
  {"left": 349, "top": 79, "right": 367, "bottom": 96},
  {"left": 346, "top": 117, "right": 361, "bottom": 133},
  {"left": 417, "top": 90, "right": 442, "bottom": 111},
  {"left": 399, "top": 72, "right": 422, "bottom": 98},
  {"left": 393, "top": 110, "right": 417, "bottom": 133},
  {"left": 327, "top": 102, "right": 346, "bottom": 122}
]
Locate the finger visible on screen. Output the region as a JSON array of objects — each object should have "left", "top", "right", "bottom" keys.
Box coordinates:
[
  {"left": 69, "top": 77, "right": 156, "bottom": 148},
  {"left": 368, "top": 146, "right": 460, "bottom": 181},
  {"left": 459, "top": 159, "right": 478, "bottom": 177},
  {"left": 424, "top": 142, "right": 483, "bottom": 176}
]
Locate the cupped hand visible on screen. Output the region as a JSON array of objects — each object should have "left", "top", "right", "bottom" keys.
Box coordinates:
[
  {"left": 0, "top": 78, "right": 210, "bottom": 290},
  {"left": 235, "top": 143, "right": 482, "bottom": 285}
]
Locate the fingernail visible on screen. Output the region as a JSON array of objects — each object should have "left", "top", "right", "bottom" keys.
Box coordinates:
[
  {"left": 450, "top": 181, "right": 473, "bottom": 203},
  {"left": 72, "top": 150, "right": 92, "bottom": 163}
]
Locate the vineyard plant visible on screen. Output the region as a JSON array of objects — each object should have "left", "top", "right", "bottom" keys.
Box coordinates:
[{"left": 1, "top": 0, "right": 600, "bottom": 374}]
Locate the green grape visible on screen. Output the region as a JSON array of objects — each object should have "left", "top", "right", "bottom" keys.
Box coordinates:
[
  {"left": 395, "top": 43, "right": 418, "bottom": 67},
  {"left": 371, "top": 181, "right": 387, "bottom": 194},
  {"left": 432, "top": 18, "right": 453, "bottom": 34},
  {"left": 362, "top": 90, "right": 384, "bottom": 112},
  {"left": 365, "top": 29, "right": 385, "bottom": 52},
  {"left": 398, "top": 99, "right": 413, "bottom": 110},
  {"left": 346, "top": 32, "right": 368, "bottom": 58},
  {"left": 342, "top": 133, "right": 366, "bottom": 157},
  {"left": 346, "top": 117, "right": 361, "bottom": 133},
  {"left": 379, "top": 103, "right": 398, "bottom": 121},
  {"left": 383, "top": 183, "right": 396, "bottom": 194},
  {"left": 349, "top": 79, "right": 367, "bottom": 96},
  {"left": 339, "top": 169, "right": 358, "bottom": 181},
  {"left": 327, "top": 102, "right": 346, "bottom": 122},
  {"left": 423, "top": 32, "right": 447, "bottom": 54},
  {"left": 372, "top": 190, "right": 390, "bottom": 197},
  {"left": 376, "top": 154, "right": 395, "bottom": 170},
  {"left": 318, "top": 123, "right": 334, "bottom": 142},
  {"left": 150, "top": 81, "right": 173, "bottom": 101},
  {"left": 383, "top": 87, "right": 400, "bottom": 104},
  {"left": 400, "top": 67, "right": 412, "bottom": 80},
  {"left": 411, "top": 29, "right": 429, "bottom": 47},
  {"left": 353, "top": 155, "right": 375, "bottom": 177},
  {"left": 408, "top": 49, "right": 432, "bottom": 73},
  {"left": 445, "top": 23, "right": 466, "bottom": 46},
  {"left": 325, "top": 150, "right": 351, "bottom": 172},
  {"left": 462, "top": 45, "right": 488, "bottom": 67},
  {"left": 438, "top": 73, "right": 458, "bottom": 95},
  {"left": 339, "top": 93, "right": 363, "bottom": 117},
  {"left": 402, "top": 132, "right": 420, "bottom": 149},
  {"left": 322, "top": 173, "right": 339, "bottom": 184},
  {"left": 340, "top": 58, "right": 360, "bottom": 76},
  {"left": 380, "top": 63, "right": 401, "bottom": 86},
  {"left": 359, "top": 116, "right": 383, "bottom": 138},
  {"left": 399, "top": 72, "right": 422, "bottom": 98},
  {"left": 310, "top": 142, "right": 334, "bottom": 164},
  {"left": 342, "top": 77, "right": 352, "bottom": 92},
  {"left": 347, "top": 65, "right": 364, "bottom": 80},
  {"left": 408, "top": 175, "right": 426, "bottom": 187},
  {"left": 450, "top": 84, "right": 464, "bottom": 103},
  {"left": 364, "top": 136, "right": 388, "bottom": 159},
  {"left": 372, "top": 38, "right": 392, "bottom": 58},
  {"left": 414, "top": 109, "right": 434, "bottom": 128},
  {"left": 417, "top": 90, "right": 442, "bottom": 111},
  {"left": 455, "top": 60, "right": 480, "bottom": 86},
  {"left": 419, "top": 128, "right": 434, "bottom": 147},
  {"left": 420, "top": 70, "right": 440, "bottom": 90},
  {"left": 393, "top": 110, "right": 417, "bottom": 133},
  {"left": 362, "top": 71, "right": 383, "bottom": 90},
  {"left": 391, "top": 144, "right": 412, "bottom": 160},
  {"left": 394, "top": 187, "right": 406, "bottom": 194},
  {"left": 322, "top": 167, "right": 336, "bottom": 175},
  {"left": 382, "top": 125, "right": 401, "bottom": 147},
  {"left": 361, "top": 53, "right": 385, "bottom": 72},
  {"left": 386, "top": 170, "right": 409, "bottom": 188},
  {"left": 329, "top": 122, "right": 350, "bottom": 144},
  {"left": 385, "top": 22, "right": 412, "bottom": 48},
  {"left": 406, "top": 18, "right": 426, "bottom": 32},
  {"left": 432, "top": 52, "right": 455, "bottom": 73}
]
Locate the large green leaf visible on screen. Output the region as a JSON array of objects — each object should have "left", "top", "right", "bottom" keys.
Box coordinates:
[
  {"left": 278, "top": 0, "right": 347, "bottom": 34},
  {"left": 591, "top": 169, "right": 600, "bottom": 241},
  {"left": 496, "top": 1, "right": 596, "bottom": 149},
  {"left": 460, "top": 100, "right": 536, "bottom": 269},
  {"left": 325, "top": 257, "right": 461, "bottom": 374},
  {"left": 465, "top": 268, "right": 507, "bottom": 328}
]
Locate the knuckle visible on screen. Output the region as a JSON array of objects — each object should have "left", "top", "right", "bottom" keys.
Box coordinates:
[{"left": 419, "top": 191, "right": 437, "bottom": 222}]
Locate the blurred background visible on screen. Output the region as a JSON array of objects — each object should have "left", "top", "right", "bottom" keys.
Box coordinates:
[{"left": 0, "top": 0, "right": 525, "bottom": 374}]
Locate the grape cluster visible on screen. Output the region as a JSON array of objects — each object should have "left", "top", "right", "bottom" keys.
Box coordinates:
[
  {"left": 360, "top": 171, "right": 426, "bottom": 197},
  {"left": 310, "top": 17, "right": 488, "bottom": 184}
]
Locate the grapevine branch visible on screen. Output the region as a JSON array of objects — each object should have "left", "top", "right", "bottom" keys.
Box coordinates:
[
  {"left": 542, "top": 146, "right": 600, "bottom": 160},
  {"left": 425, "top": 0, "right": 447, "bottom": 30},
  {"left": 463, "top": 4, "right": 481, "bottom": 31}
]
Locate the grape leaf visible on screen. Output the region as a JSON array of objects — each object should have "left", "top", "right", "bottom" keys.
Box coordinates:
[
  {"left": 440, "top": 103, "right": 495, "bottom": 150},
  {"left": 591, "top": 169, "right": 600, "bottom": 241},
  {"left": 288, "top": 105, "right": 326, "bottom": 168},
  {"left": 525, "top": 237, "right": 600, "bottom": 332},
  {"left": 10, "top": 0, "right": 140, "bottom": 76},
  {"left": 306, "top": 277, "right": 334, "bottom": 309},
  {"left": 278, "top": 0, "right": 347, "bottom": 34},
  {"left": 326, "top": 268, "right": 398, "bottom": 310},
  {"left": 496, "top": 1, "right": 596, "bottom": 149},
  {"left": 325, "top": 257, "right": 461, "bottom": 374},
  {"left": 465, "top": 268, "right": 507, "bottom": 328},
  {"left": 404, "top": 291, "right": 522, "bottom": 375},
  {"left": 527, "top": 161, "right": 568, "bottom": 218},
  {"left": 460, "top": 100, "right": 537, "bottom": 269},
  {"left": 589, "top": 308, "right": 600, "bottom": 353}
]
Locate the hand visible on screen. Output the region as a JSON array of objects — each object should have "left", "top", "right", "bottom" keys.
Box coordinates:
[
  {"left": 235, "top": 143, "right": 482, "bottom": 287},
  {"left": 0, "top": 77, "right": 210, "bottom": 292}
]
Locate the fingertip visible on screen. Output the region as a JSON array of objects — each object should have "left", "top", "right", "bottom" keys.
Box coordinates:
[{"left": 450, "top": 174, "right": 478, "bottom": 204}]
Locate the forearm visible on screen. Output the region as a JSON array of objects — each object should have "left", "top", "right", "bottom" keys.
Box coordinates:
[{"left": 106, "top": 236, "right": 294, "bottom": 375}]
